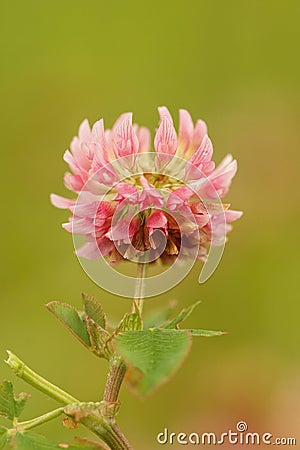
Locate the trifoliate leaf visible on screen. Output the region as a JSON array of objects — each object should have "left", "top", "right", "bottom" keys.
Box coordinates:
[
  {"left": 114, "top": 328, "right": 191, "bottom": 395},
  {"left": 46, "top": 302, "right": 90, "bottom": 347},
  {"left": 0, "top": 382, "right": 30, "bottom": 420},
  {"left": 81, "top": 294, "right": 106, "bottom": 329}
]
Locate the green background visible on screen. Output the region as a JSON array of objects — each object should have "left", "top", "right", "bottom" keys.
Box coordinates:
[{"left": 1, "top": 1, "right": 299, "bottom": 448}]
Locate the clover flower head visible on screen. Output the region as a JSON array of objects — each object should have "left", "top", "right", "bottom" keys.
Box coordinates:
[{"left": 51, "top": 107, "right": 242, "bottom": 265}]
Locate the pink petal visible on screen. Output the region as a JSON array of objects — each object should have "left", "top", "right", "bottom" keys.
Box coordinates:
[
  {"left": 147, "top": 210, "right": 169, "bottom": 250},
  {"left": 184, "top": 163, "right": 213, "bottom": 183},
  {"left": 137, "top": 126, "right": 151, "bottom": 152},
  {"left": 154, "top": 116, "right": 177, "bottom": 155},
  {"left": 63, "top": 148, "right": 90, "bottom": 176},
  {"left": 139, "top": 175, "right": 152, "bottom": 190},
  {"left": 194, "top": 214, "right": 210, "bottom": 228},
  {"left": 113, "top": 113, "right": 139, "bottom": 160},
  {"left": 70, "top": 201, "right": 100, "bottom": 218},
  {"left": 213, "top": 154, "right": 234, "bottom": 175},
  {"left": 76, "top": 240, "right": 102, "bottom": 259},
  {"left": 97, "top": 201, "right": 116, "bottom": 219},
  {"left": 64, "top": 173, "right": 85, "bottom": 192},
  {"left": 185, "top": 135, "right": 215, "bottom": 179},
  {"left": 166, "top": 187, "right": 193, "bottom": 214},
  {"left": 91, "top": 119, "right": 108, "bottom": 164},
  {"left": 106, "top": 218, "right": 138, "bottom": 242},
  {"left": 210, "top": 156, "right": 237, "bottom": 195},
  {"left": 158, "top": 106, "right": 173, "bottom": 123},
  {"left": 139, "top": 176, "right": 164, "bottom": 209},
  {"left": 114, "top": 182, "right": 139, "bottom": 204},
  {"left": 78, "top": 119, "right": 91, "bottom": 141},
  {"left": 112, "top": 112, "right": 131, "bottom": 131},
  {"left": 171, "top": 186, "right": 193, "bottom": 202},
  {"left": 139, "top": 191, "right": 164, "bottom": 210},
  {"left": 92, "top": 163, "right": 119, "bottom": 185},
  {"left": 147, "top": 210, "right": 168, "bottom": 232},
  {"left": 63, "top": 150, "right": 79, "bottom": 174},
  {"left": 189, "top": 135, "right": 213, "bottom": 166},
  {"left": 192, "top": 119, "right": 207, "bottom": 149},
  {"left": 178, "top": 109, "right": 194, "bottom": 152},
  {"left": 92, "top": 119, "right": 105, "bottom": 143},
  {"left": 62, "top": 217, "right": 94, "bottom": 234},
  {"left": 70, "top": 137, "right": 91, "bottom": 171},
  {"left": 201, "top": 202, "right": 226, "bottom": 215},
  {"left": 70, "top": 136, "right": 80, "bottom": 156},
  {"left": 50, "top": 194, "right": 75, "bottom": 209},
  {"left": 103, "top": 128, "right": 116, "bottom": 162},
  {"left": 97, "top": 237, "right": 115, "bottom": 256},
  {"left": 225, "top": 209, "right": 243, "bottom": 222}
]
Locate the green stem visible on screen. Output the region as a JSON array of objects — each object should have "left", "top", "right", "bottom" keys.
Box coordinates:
[
  {"left": 100, "top": 262, "right": 147, "bottom": 445},
  {"left": 5, "top": 351, "right": 132, "bottom": 450},
  {"left": 18, "top": 407, "right": 64, "bottom": 431},
  {"left": 134, "top": 261, "right": 146, "bottom": 316},
  {"left": 6, "top": 351, "right": 77, "bottom": 404}
]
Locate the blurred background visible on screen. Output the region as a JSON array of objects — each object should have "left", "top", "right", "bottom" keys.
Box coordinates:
[{"left": 1, "top": 1, "right": 299, "bottom": 448}]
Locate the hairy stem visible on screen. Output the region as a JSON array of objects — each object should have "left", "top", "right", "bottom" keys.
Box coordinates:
[
  {"left": 103, "top": 356, "right": 127, "bottom": 405},
  {"left": 110, "top": 423, "right": 133, "bottom": 450}
]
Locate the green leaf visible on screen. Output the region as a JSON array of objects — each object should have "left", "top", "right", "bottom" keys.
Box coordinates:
[
  {"left": 86, "top": 317, "right": 112, "bottom": 359},
  {"left": 0, "top": 414, "right": 93, "bottom": 449},
  {"left": 0, "top": 428, "right": 8, "bottom": 449},
  {"left": 164, "top": 300, "right": 201, "bottom": 329},
  {"left": 7, "top": 432, "right": 92, "bottom": 449},
  {"left": 0, "top": 382, "right": 30, "bottom": 420},
  {"left": 46, "top": 302, "right": 90, "bottom": 348},
  {"left": 6, "top": 432, "right": 96, "bottom": 450},
  {"left": 188, "top": 329, "right": 226, "bottom": 337},
  {"left": 114, "top": 328, "right": 191, "bottom": 395},
  {"left": 121, "top": 302, "right": 142, "bottom": 332},
  {"left": 81, "top": 294, "right": 106, "bottom": 329}
]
